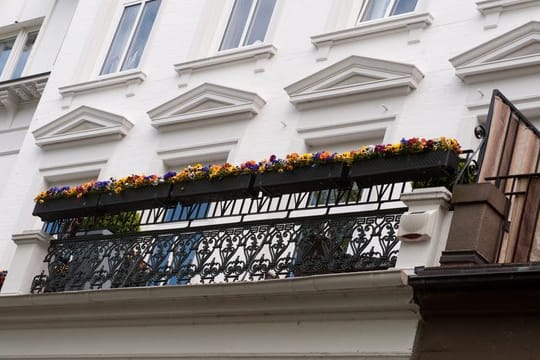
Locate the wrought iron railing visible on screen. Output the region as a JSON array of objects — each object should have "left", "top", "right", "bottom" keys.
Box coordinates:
[{"left": 32, "top": 183, "right": 408, "bottom": 293}]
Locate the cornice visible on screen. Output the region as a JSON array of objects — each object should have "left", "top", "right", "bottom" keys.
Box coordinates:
[
  {"left": 0, "top": 270, "right": 415, "bottom": 329},
  {"left": 0, "top": 72, "right": 49, "bottom": 111}
]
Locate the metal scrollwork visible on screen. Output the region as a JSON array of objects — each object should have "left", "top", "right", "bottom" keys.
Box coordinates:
[{"left": 31, "top": 212, "right": 403, "bottom": 293}]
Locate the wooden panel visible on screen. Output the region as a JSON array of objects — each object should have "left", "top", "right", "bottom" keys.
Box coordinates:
[
  {"left": 513, "top": 177, "right": 540, "bottom": 262},
  {"left": 479, "top": 96, "right": 512, "bottom": 182}
]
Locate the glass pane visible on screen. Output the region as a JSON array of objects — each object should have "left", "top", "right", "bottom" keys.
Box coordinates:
[
  {"left": 10, "top": 31, "right": 38, "bottom": 79},
  {"left": 219, "top": 0, "right": 254, "bottom": 51},
  {"left": 121, "top": 0, "right": 161, "bottom": 71},
  {"left": 100, "top": 3, "right": 141, "bottom": 75},
  {"left": 361, "top": 0, "right": 391, "bottom": 21},
  {"left": 244, "top": 0, "right": 277, "bottom": 46},
  {"left": 0, "top": 36, "right": 16, "bottom": 76},
  {"left": 391, "top": 0, "right": 418, "bottom": 15}
]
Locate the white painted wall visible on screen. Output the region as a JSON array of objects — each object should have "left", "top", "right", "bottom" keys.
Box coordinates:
[{"left": 1, "top": 0, "right": 540, "bottom": 286}]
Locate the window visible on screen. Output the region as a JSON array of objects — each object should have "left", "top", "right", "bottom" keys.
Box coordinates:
[
  {"left": 220, "top": 0, "right": 277, "bottom": 51},
  {"left": 358, "top": 0, "right": 418, "bottom": 22},
  {"left": 100, "top": 0, "right": 161, "bottom": 75},
  {"left": 0, "top": 29, "right": 39, "bottom": 80}
]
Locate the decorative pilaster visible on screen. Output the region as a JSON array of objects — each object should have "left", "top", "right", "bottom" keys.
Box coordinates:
[
  {"left": 0, "top": 231, "right": 51, "bottom": 295},
  {"left": 395, "top": 187, "right": 453, "bottom": 269}
]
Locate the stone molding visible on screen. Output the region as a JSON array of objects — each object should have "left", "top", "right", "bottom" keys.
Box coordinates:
[
  {"left": 285, "top": 55, "right": 423, "bottom": 109},
  {"left": 58, "top": 70, "right": 146, "bottom": 102},
  {"left": 148, "top": 83, "right": 265, "bottom": 131},
  {"left": 174, "top": 44, "right": 277, "bottom": 87},
  {"left": 311, "top": 12, "right": 433, "bottom": 61},
  {"left": 450, "top": 21, "right": 540, "bottom": 83},
  {"left": 32, "top": 105, "right": 133, "bottom": 149}
]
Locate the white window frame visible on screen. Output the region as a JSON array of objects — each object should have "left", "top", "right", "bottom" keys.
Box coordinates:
[
  {"left": 357, "top": 0, "right": 418, "bottom": 23},
  {"left": 218, "top": 0, "right": 278, "bottom": 52},
  {"left": 98, "top": 0, "right": 161, "bottom": 76},
  {"left": 0, "top": 26, "right": 40, "bottom": 81}
]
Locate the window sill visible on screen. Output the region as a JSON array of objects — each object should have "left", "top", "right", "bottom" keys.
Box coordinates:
[
  {"left": 476, "top": 0, "right": 539, "bottom": 13},
  {"left": 311, "top": 12, "right": 433, "bottom": 60},
  {"left": 476, "top": 0, "right": 539, "bottom": 29},
  {"left": 173, "top": 44, "right": 277, "bottom": 87},
  {"left": 58, "top": 70, "right": 146, "bottom": 106}
]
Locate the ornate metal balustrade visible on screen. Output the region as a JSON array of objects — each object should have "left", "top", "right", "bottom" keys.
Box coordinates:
[{"left": 32, "top": 183, "right": 408, "bottom": 293}]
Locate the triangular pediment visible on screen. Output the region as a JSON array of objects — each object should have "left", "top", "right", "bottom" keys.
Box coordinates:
[
  {"left": 147, "top": 83, "right": 266, "bottom": 131},
  {"left": 284, "top": 56, "right": 424, "bottom": 109},
  {"left": 32, "top": 105, "right": 133, "bottom": 149},
  {"left": 450, "top": 21, "right": 540, "bottom": 83}
]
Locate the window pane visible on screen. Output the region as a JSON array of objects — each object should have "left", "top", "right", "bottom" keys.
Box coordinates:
[
  {"left": 391, "top": 0, "right": 418, "bottom": 15},
  {"left": 0, "top": 36, "right": 16, "bottom": 76},
  {"left": 10, "top": 31, "right": 38, "bottom": 79},
  {"left": 100, "top": 3, "right": 141, "bottom": 75},
  {"left": 220, "top": 0, "right": 254, "bottom": 51},
  {"left": 121, "top": 0, "right": 161, "bottom": 71},
  {"left": 361, "top": 0, "right": 391, "bottom": 21},
  {"left": 244, "top": 0, "right": 276, "bottom": 46}
]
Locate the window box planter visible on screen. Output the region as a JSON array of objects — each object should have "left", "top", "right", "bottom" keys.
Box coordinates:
[
  {"left": 98, "top": 183, "right": 172, "bottom": 213},
  {"left": 170, "top": 173, "right": 256, "bottom": 205},
  {"left": 33, "top": 193, "right": 101, "bottom": 221},
  {"left": 349, "top": 150, "right": 459, "bottom": 187},
  {"left": 254, "top": 162, "right": 351, "bottom": 196}
]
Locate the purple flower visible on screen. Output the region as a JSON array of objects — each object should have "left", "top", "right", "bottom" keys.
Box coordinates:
[
  {"left": 163, "top": 171, "right": 176, "bottom": 181},
  {"left": 93, "top": 181, "right": 109, "bottom": 190},
  {"left": 269, "top": 154, "right": 277, "bottom": 163}
]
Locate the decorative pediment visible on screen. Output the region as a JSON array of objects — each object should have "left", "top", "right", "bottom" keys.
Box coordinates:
[
  {"left": 33, "top": 106, "right": 133, "bottom": 149},
  {"left": 450, "top": 21, "right": 540, "bottom": 83},
  {"left": 147, "top": 83, "right": 266, "bottom": 131},
  {"left": 284, "top": 56, "right": 424, "bottom": 109}
]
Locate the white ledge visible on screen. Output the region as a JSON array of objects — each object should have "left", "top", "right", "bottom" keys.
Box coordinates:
[
  {"left": 311, "top": 12, "right": 433, "bottom": 48},
  {"left": 476, "top": 0, "right": 540, "bottom": 13},
  {"left": 58, "top": 70, "right": 146, "bottom": 98},
  {"left": 173, "top": 44, "right": 277, "bottom": 85},
  {"left": 0, "top": 271, "right": 415, "bottom": 328}
]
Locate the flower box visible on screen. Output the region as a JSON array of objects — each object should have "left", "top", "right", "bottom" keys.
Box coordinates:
[
  {"left": 254, "top": 162, "right": 351, "bottom": 196},
  {"left": 32, "top": 193, "right": 101, "bottom": 221},
  {"left": 98, "top": 183, "right": 172, "bottom": 213},
  {"left": 349, "top": 151, "right": 459, "bottom": 187},
  {"left": 170, "top": 173, "right": 256, "bottom": 205}
]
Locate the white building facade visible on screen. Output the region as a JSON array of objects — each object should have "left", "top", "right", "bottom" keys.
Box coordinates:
[{"left": 0, "top": 0, "right": 539, "bottom": 358}]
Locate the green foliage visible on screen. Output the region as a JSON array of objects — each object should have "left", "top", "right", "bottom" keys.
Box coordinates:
[
  {"left": 412, "top": 160, "right": 476, "bottom": 190},
  {"left": 82, "top": 211, "right": 141, "bottom": 234}
]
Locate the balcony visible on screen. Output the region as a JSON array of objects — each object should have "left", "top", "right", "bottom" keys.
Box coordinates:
[
  {"left": 31, "top": 183, "right": 409, "bottom": 293},
  {"left": 0, "top": 141, "right": 466, "bottom": 295}
]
